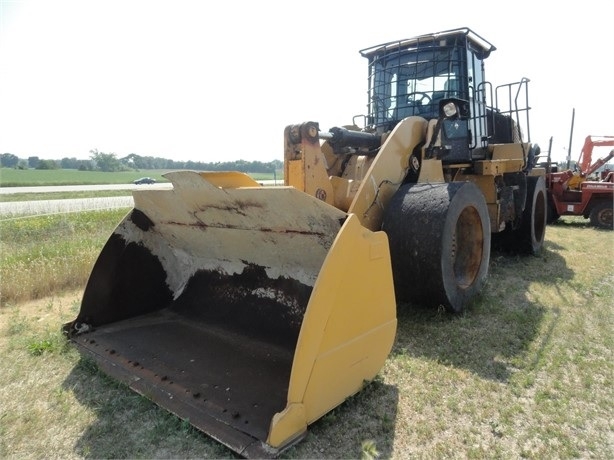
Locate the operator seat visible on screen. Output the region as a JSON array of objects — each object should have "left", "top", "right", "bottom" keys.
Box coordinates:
[{"left": 396, "top": 96, "right": 419, "bottom": 119}]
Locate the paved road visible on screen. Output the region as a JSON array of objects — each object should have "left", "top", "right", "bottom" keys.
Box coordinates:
[
  {"left": 0, "top": 180, "right": 279, "bottom": 195},
  {"left": 0, "top": 183, "right": 165, "bottom": 217},
  {"left": 0, "top": 181, "right": 281, "bottom": 217},
  {"left": 0, "top": 183, "right": 171, "bottom": 195}
]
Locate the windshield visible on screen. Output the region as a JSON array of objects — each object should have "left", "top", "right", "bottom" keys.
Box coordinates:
[{"left": 368, "top": 46, "right": 465, "bottom": 128}]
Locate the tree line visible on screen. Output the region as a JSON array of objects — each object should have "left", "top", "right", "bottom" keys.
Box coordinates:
[
  {"left": 3, "top": 150, "right": 611, "bottom": 176},
  {"left": 0, "top": 151, "right": 283, "bottom": 173}
]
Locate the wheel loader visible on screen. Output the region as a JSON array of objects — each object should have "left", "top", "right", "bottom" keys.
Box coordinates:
[{"left": 63, "top": 28, "right": 547, "bottom": 458}]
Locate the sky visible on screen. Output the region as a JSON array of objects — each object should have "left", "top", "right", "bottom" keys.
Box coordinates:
[{"left": 1, "top": 0, "right": 613, "bottom": 164}]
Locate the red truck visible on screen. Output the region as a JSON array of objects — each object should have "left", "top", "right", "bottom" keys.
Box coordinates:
[{"left": 546, "top": 135, "right": 614, "bottom": 229}]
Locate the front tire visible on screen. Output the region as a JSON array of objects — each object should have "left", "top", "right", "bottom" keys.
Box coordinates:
[{"left": 382, "top": 182, "right": 491, "bottom": 313}]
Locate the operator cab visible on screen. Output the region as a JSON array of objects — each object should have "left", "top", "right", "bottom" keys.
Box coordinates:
[{"left": 360, "top": 27, "right": 529, "bottom": 156}]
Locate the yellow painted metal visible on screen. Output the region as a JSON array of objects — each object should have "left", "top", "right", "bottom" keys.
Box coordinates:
[
  {"left": 283, "top": 118, "right": 428, "bottom": 228},
  {"left": 329, "top": 155, "right": 371, "bottom": 211},
  {"left": 453, "top": 174, "right": 497, "bottom": 203},
  {"left": 567, "top": 174, "right": 583, "bottom": 190},
  {"left": 285, "top": 123, "right": 335, "bottom": 205},
  {"left": 474, "top": 159, "right": 524, "bottom": 175},
  {"left": 529, "top": 167, "right": 546, "bottom": 177},
  {"left": 489, "top": 142, "right": 529, "bottom": 161},
  {"left": 267, "top": 403, "right": 307, "bottom": 448},
  {"left": 348, "top": 117, "right": 428, "bottom": 230},
  {"left": 417, "top": 159, "right": 445, "bottom": 183},
  {"left": 198, "top": 171, "right": 261, "bottom": 188},
  {"left": 329, "top": 176, "right": 359, "bottom": 211},
  {"left": 267, "top": 213, "right": 397, "bottom": 447},
  {"left": 287, "top": 160, "right": 305, "bottom": 190}
]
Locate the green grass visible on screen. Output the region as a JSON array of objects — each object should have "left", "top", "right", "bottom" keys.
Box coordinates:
[
  {"left": 0, "top": 168, "right": 282, "bottom": 187},
  {"left": 0, "top": 216, "right": 613, "bottom": 459},
  {"left": 0, "top": 168, "right": 172, "bottom": 187}
]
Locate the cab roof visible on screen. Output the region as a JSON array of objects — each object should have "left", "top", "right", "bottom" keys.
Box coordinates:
[{"left": 359, "top": 27, "right": 496, "bottom": 60}]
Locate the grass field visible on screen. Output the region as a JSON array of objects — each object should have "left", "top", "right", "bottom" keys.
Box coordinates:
[
  {"left": 0, "top": 210, "right": 128, "bottom": 304},
  {"left": 0, "top": 168, "right": 171, "bottom": 187},
  {"left": 0, "top": 168, "right": 281, "bottom": 187},
  {"left": 0, "top": 214, "right": 613, "bottom": 459}
]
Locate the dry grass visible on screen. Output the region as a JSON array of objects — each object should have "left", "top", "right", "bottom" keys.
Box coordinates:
[
  {"left": 0, "top": 209, "right": 127, "bottom": 305},
  {"left": 0, "top": 216, "right": 613, "bottom": 459}
]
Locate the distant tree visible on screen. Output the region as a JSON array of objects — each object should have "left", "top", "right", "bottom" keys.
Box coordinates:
[
  {"left": 90, "top": 149, "right": 121, "bottom": 172},
  {"left": 61, "top": 157, "right": 81, "bottom": 169},
  {"left": 77, "top": 160, "right": 95, "bottom": 171},
  {"left": 125, "top": 154, "right": 143, "bottom": 169},
  {"left": 185, "top": 160, "right": 201, "bottom": 170},
  {"left": 17, "top": 159, "right": 28, "bottom": 169},
  {"left": 119, "top": 153, "right": 139, "bottom": 170},
  {"left": 1, "top": 153, "right": 19, "bottom": 168},
  {"left": 107, "top": 154, "right": 283, "bottom": 173},
  {"left": 28, "top": 156, "right": 40, "bottom": 168},
  {"left": 36, "top": 159, "right": 59, "bottom": 169}
]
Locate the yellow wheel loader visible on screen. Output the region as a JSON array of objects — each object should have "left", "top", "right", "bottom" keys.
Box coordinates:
[{"left": 63, "top": 28, "right": 546, "bottom": 458}]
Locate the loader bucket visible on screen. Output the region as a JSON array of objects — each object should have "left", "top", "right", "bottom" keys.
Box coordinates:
[{"left": 63, "top": 170, "right": 397, "bottom": 458}]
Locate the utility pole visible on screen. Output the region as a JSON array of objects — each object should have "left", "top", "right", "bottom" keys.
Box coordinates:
[{"left": 566, "top": 108, "right": 575, "bottom": 170}]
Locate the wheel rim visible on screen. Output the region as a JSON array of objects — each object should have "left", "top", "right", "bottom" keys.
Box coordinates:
[
  {"left": 453, "top": 206, "right": 484, "bottom": 289},
  {"left": 598, "top": 208, "right": 613, "bottom": 227}
]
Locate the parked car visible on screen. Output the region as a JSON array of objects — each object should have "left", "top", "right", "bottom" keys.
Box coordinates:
[{"left": 134, "top": 177, "right": 156, "bottom": 185}]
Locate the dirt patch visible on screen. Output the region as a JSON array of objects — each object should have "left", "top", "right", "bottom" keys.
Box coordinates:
[
  {"left": 1, "top": 290, "right": 82, "bottom": 318},
  {"left": 0, "top": 290, "right": 83, "bottom": 346}
]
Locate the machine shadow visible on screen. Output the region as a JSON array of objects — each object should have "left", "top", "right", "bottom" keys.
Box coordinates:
[
  {"left": 63, "top": 349, "right": 399, "bottom": 460},
  {"left": 391, "top": 241, "right": 574, "bottom": 383},
  {"left": 280, "top": 379, "right": 399, "bottom": 460},
  {"left": 549, "top": 217, "right": 612, "bottom": 231},
  {"left": 62, "top": 359, "right": 241, "bottom": 459}
]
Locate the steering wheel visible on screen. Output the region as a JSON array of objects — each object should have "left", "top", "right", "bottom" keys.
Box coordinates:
[{"left": 407, "top": 92, "right": 432, "bottom": 106}]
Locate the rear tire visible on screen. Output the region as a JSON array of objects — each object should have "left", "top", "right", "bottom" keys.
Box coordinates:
[
  {"left": 493, "top": 175, "right": 547, "bottom": 254},
  {"left": 546, "top": 195, "right": 560, "bottom": 224},
  {"left": 382, "top": 182, "right": 491, "bottom": 313},
  {"left": 589, "top": 201, "right": 613, "bottom": 229},
  {"left": 516, "top": 175, "right": 547, "bottom": 254}
]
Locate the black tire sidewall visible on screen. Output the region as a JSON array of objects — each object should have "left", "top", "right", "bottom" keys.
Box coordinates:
[{"left": 525, "top": 175, "right": 547, "bottom": 254}]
